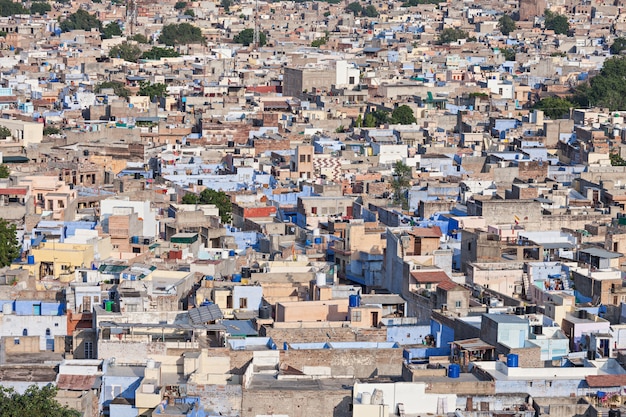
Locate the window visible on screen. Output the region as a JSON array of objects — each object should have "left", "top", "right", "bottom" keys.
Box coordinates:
[
  {"left": 45, "top": 328, "right": 51, "bottom": 337},
  {"left": 82, "top": 296, "right": 91, "bottom": 312},
  {"left": 352, "top": 310, "right": 361, "bottom": 322},
  {"left": 307, "top": 155, "right": 311, "bottom": 162},
  {"left": 239, "top": 298, "right": 248, "bottom": 309},
  {"left": 13, "top": 338, "right": 19, "bottom": 345},
  {"left": 455, "top": 301, "right": 462, "bottom": 308},
  {"left": 84, "top": 342, "right": 93, "bottom": 359},
  {"left": 311, "top": 206, "right": 317, "bottom": 215},
  {"left": 22, "top": 329, "right": 27, "bottom": 336},
  {"left": 300, "top": 154, "right": 306, "bottom": 163}
]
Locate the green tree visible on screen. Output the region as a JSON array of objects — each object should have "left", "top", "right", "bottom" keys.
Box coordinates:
[
  {"left": 43, "top": 126, "right": 60, "bottom": 135},
  {"left": 181, "top": 193, "right": 198, "bottom": 204},
  {"left": 391, "top": 105, "right": 416, "bottom": 125},
  {"left": 199, "top": 189, "right": 232, "bottom": 223},
  {"left": 611, "top": 37, "right": 626, "bottom": 55},
  {"left": 130, "top": 33, "right": 149, "bottom": 43},
  {"left": 362, "top": 5, "right": 378, "bottom": 17},
  {"left": 95, "top": 80, "right": 130, "bottom": 98},
  {"left": 0, "top": 164, "right": 9, "bottom": 178},
  {"left": 184, "top": 8, "right": 195, "bottom": 17},
  {"left": 438, "top": 27, "right": 468, "bottom": 44},
  {"left": 391, "top": 161, "right": 412, "bottom": 210},
  {"left": 311, "top": 36, "right": 327, "bottom": 47},
  {"left": 363, "top": 113, "right": 376, "bottom": 128},
  {"left": 138, "top": 81, "right": 167, "bottom": 100},
  {"left": 497, "top": 14, "right": 516, "bottom": 35},
  {"left": 345, "top": 1, "right": 362, "bottom": 14},
  {"left": 572, "top": 56, "right": 626, "bottom": 111},
  {"left": 60, "top": 9, "right": 102, "bottom": 32},
  {"left": 158, "top": 23, "right": 204, "bottom": 46},
  {"left": 140, "top": 46, "right": 180, "bottom": 60},
  {"left": 221, "top": 0, "right": 231, "bottom": 12},
  {"left": 101, "top": 21, "right": 122, "bottom": 39},
  {"left": 30, "top": 1, "right": 51, "bottom": 15},
  {"left": 174, "top": 1, "right": 187, "bottom": 9},
  {"left": 0, "top": 126, "right": 10, "bottom": 139},
  {"left": 0, "top": 385, "right": 80, "bottom": 417},
  {"left": 501, "top": 47, "right": 516, "bottom": 61},
  {"left": 402, "top": 0, "right": 440, "bottom": 6},
  {"left": 108, "top": 41, "right": 142, "bottom": 62},
  {"left": 534, "top": 96, "right": 573, "bottom": 119},
  {"left": 0, "top": 218, "right": 19, "bottom": 267},
  {"left": 0, "top": 0, "right": 26, "bottom": 17},
  {"left": 355, "top": 114, "right": 362, "bottom": 128},
  {"left": 544, "top": 10, "right": 569, "bottom": 35},
  {"left": 233, "top": 28, "right": 266, "bottom": 46}
]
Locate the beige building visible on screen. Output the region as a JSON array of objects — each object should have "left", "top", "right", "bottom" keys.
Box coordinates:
[{"left": 0, "top": 118, "right": 43, "bottom": 146}]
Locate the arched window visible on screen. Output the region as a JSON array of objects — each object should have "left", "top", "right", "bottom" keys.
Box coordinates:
[{"left": 22, "top": 329, "right": 27, "bottom": 336}]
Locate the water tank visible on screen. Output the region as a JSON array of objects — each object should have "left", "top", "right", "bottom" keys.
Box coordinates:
[
  {"left": 525, "top": 305, "right": 537, "bottom": 314},
  {"left": 27, "top": 255, "right": 35, "bottom": 265},
  {"left": 361, "top": 392, "right": 372, "bottom": 405},
  {"left": 349, "top": 294, "right": 361, "bottom": 308},
  {"left": 587, "top": 350, "right": 595, "bottom": 360},
  {"left": 131, "top": 236, "right": 139, "bottom": 244},
  {"left": 314, "top": 237, "right": 322, "bottom": 244},
  {"left": 316, "top": 272, "right": 326, "bottom": 287},
  {"left": 242, "top": 267, "right": 251, "bottom": 278},
  {"left": 532, "top": 325, "right": 543, "bottom": 335},
  {"left": 232, "top": 274, "right": 242, "bottom": 283},
  {"left": 283, "top": 342, "right": 288, "bottom": 351},
  {"left": 448, "top": 364, "right": 460, "bottom": 378},
  {"left": 507, "top": 354, "right": 519, "bottom": 368},
  {"left": 515, "top": 306, "right": 524, "bottom": 315},
  {"left": 205, "top": 275, "right": 214, "bottom": 281},
  {"left": 105, "top": 300, "right": 114, "bottom": 312},
  {"left": 579, "top": 310, "right": 588, "bottom": 319},
  {"left": 221, "top": 251, "right": 229, "bottom": 259},
  {"left": 609, "top": 408, "right": 621, "bottom": 417},
  {"left": 313, "top": 228, "right": 320, "bottom": 236},
  {"left": 259, "top": 305, "right": 271, "bottom": 319},
  {"left": 229, "top": 250, "right": 236, "bottom": 257}
]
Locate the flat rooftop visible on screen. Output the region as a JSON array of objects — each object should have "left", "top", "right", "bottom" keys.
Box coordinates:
[{"left": 247, "top": 374, "right": 354, "bottom": 391}]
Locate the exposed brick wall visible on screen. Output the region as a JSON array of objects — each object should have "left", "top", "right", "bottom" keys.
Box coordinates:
[
  {"left": 241, "top": 389, "right": 351, "bottom": 417},
  {"left": 260, "top": 326, "right": 387, "bottom": 346},
  {"left": 187, "top": 383, "right": 242, "bottom": 417}
]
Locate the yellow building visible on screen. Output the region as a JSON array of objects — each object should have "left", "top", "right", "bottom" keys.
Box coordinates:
[{"left": 22, "top": 241, "right": 96, "bottom": 283}]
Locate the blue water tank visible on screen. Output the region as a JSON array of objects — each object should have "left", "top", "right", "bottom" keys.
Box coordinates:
[
  {"left": 283, "top": 342, "right": 289, "bottom": 351},
  {"left": 314, "top": 237, "right": 322, "bottom": 244},
  {"left": 507, "top": 353, "right": 519, "bottom": 368},
  {"left": 349, "top": 294, "right": 360, "bottom": 308},
  {"left": 206, "top": 275, "right": 214, "bottom": 281},
  {"left": 229, "top": 250, "right": 236, "bottom": 257},
  {"left": 27, "top": 255, "right": 35, "bottom": 265},
  {"left": 448, "top": 364, "right": 460, "bottom": 378},
  {"left": 131, "top": 236, "right": 139, "bottom": 244},
  {"left": 232, "top": 274, "right": 242, "bottom": 283}
]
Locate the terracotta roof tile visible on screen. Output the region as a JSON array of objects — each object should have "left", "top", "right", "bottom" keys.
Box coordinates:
[{"left": 586, "top": 375, "right": 626, "bottom": 388}]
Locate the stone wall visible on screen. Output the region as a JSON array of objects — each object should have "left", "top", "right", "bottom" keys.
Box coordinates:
[
  {"left": 259, "top": 325, "right": 387, "bottom": 346},
  {"left": 187, "top": 383, "right": 242, "bottom": 417},
  {"left": 241, "top": 388, "right": 351, "bottom": 417}
]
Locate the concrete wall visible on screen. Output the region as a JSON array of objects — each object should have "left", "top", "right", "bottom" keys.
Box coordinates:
[
  {"left": 260, "top": 325, "right": 387, "bottom": 346},
  {"left": 241, "top": 386, "right": 351, "bottom": 417}
]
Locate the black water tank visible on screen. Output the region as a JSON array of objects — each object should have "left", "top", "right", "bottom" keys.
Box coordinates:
[
  {"left": 525, "top": 305, "right": 537, "bottom": 314},
  {"left": 241, "top": 267, "right": 251, "bottom": 278},
  {"left": 579, "top": 310, "right": 588, "bottom": 319},
  {"left": 587, "top": 350, "right": 595, "bottom": 360},
  {"left": 515, "top": 306, "right": 524, "bottom": 315},
  {"left": 259, "top": 305, "right": 271, "bottom": 319},
  {"left": 532, "top": 325, "right": 543, "bottom": 335},
  {"left": 609, "top": 409, "right": 621, "bottom": 417}
]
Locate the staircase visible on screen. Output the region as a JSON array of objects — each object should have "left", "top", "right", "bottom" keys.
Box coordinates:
[{"left": 522, "top": 273, "right": 532, "bottom": 300}]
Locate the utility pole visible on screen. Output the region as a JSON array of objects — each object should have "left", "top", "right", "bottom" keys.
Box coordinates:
[{"left": 253, "top": 0, "right": 259, "bottom": 49}]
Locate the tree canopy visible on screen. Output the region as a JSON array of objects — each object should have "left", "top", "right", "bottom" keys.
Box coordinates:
[
  {"left": 364, "top": 109, "right": 390, "bottom": 127},
  {"left": 438, "top": 27, "right": 468, "bottom": 44},
  {"left": 138, "top": 81, "right": 167, "bottom": 100},
  {"left": 101, "top": 21, "right": 122, "bottom": 39},
  {"left": 233, "top": 28, "right": 266, "bottom": 46},
  {"left": 129, "top": 33, "right": 149, "bottom": 43},
  {"left": 611, "top": 37, "right": 626, "bottom": 55},
  {"left": 0, "top": 164, "right": 9, "bottom": 178},
  {"left": 182, "top": 189, "right": 232, "bottom": 223},
  {"left": 401, "top": 0, "right": 440, "bottom": 6},
  {"left": 500, "top": 47, "right": 516, "bottom": 61},
  {"left": 158, "top": 23, "right": 204, "bottom": 46},
  {"left": 140, "top": 46, "right": 180, "bottom": 60},
  {"left": 345, "top": 2, "right": 362, "bottom": 14},
  {"left": 0, "top": 385, "right": 80, "bottom": 417},
  {"left": 30, "top": 1, "right": 51, "bottom": 15},
  {"left": 572, "top": 56, "right": 626, "bottom": 111},
  {"left": 108, "top": 42, "right": 142, "bottom": 62},
  {"left": 0, "top": 0, "right": 26, "bottom": 17},
  {"left": 60, "top": 9, "right": 102, "bottom": 32},
  {"left": 391, "top": 105, "right": 416, "bottom": 125},
  {"left": 362, "top": 5, "right": 379, "bottom": 17},
  {"left": 43, "top": 126, "right": 60, "bottom": 136},
  {"left": 391, "top": 161, "right": 412, "bottom": 210},
  {"left": 544, "top": 10, "right": 569, "bottom": 35},
  {"left": 498, "top": 15, "right": 516, "bottom": 35},
  {"left": 0, "top": 126, "right": 11, "bottom": 138},
  {"left": 533, "top": 96, "right": 573, "bottom": 119},
  {"left": 0, "top": 219, "right": 19, "bottom": 268},
  {"left": 95, "top": 80, "right": 130, "bottom": 98}
]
